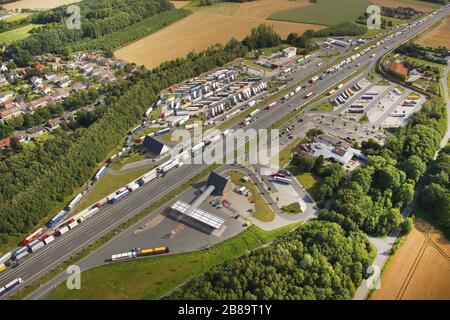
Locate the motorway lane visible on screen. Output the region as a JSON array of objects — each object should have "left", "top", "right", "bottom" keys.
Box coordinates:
[{"left": 3, "top": 5, "right": 449, "bottom": 299}]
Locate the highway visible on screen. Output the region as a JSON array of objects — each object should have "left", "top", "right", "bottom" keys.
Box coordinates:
[{"left": 1, "top": 4, "right": 449, "bottom": 299}]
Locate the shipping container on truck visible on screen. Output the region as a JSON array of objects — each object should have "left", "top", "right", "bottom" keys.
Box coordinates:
[
  {"left": 155, "top": 128, "right": 171, "bottom": 136},
  {"left": 4, "top": 278, "right": 23, "bottom": 291},
  {"left": 250, "top": 108, "right": 260, "bottom": 118},
  {"left": 14, "top": 250, "right": 29, "bottom": 261},
  {"left": 110, "top": 189, "right": 130, "bottom": 204},
  {"left": 94, "top": 165, "right": 107, "bottom": 181},
  {"left": 304, "top": 92, "right": 315, "bottom": 99},
  {"left": 266, "top": 101, "right": 277, "bottom": 110},
  {"left": 56, "top": 225, "right": 69, "bottom": 236},
  {"left": 29, "top": 240, "right": 45, "bottom": 253},
  {"left": 139, "top": 246, "right": 169, "bottom": 256},
  {"left": 22, "top": 228, "right": 45, "bottom": 246},
  {"left": 360, "top": 96, "right": 374, "bottom": 100},
  {"left": 309, "top": 76, "right": 319, "bottom": 84},
  {"left": 43, "top": 235, "right": 55, "bottom": 245},
  {"left": 82, "top": 207, "right": 99, "bottom": 220},
  {"left": 0, "top": 252, "right": 12, "bottom": 265},
  {"left": 67, "top": 193, "right": 83, "bottom": 211},
  {"left": 96, "top": 197, "right": 108, "bottom": 208},
  {"left": 68, "top": 220, "right": 78, "bottom": 230},
  {"left": 111, "top": 251, "right": 137, "bottom": 262},
  {"left": 126, "top": 182, "right": 140, "bottom": 192},
  {"left": 350, "top": 104, "right": 364, "bottom": 108},
  {"left": 47, "top": 210, "right": 68, "bottom": 228},
  {"left": 144, "top": 107, "right": 153, "bottom": 118}
]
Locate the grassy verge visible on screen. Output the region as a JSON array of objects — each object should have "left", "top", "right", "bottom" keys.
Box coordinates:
[
  {"left": 45, "top": 222, "right": 300, "bottom": 299},
  {"left": 8, "top": 164, "right": 221, "bottom": 300},
  {"left": 0, "top": 24, "right": 37, "bottom": 44},
  {"left": 226, "top": 170, "right": 275, "bottom": 222},
  {"left": 313, "top": 101, "right": 333, "bottom": 111},
  {"left": 74, "top": 166, "right": 154, "bottom": 213},
  {"left": 287, "top": 165, "right": 324, "bottom": 202},
  {"left": 278, "top": 137, "right": 301, "bottom": 168},
  {"left": 281, "top": 202, "right": 302, "bottom": 214}
]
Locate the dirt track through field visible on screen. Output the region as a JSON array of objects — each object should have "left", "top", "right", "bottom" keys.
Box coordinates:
[
  {"left": 372, "top": 220, "right": 450, "bottom": 300},
  {"left": 415, "top": 14, "right": 450, "bottom": 49},
  {"left": 115, "top": 0, "right": 323, "bottom": 70}
]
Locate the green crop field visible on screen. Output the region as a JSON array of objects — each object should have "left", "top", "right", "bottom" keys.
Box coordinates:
[
  {"left": 0, "top": 24, "right": 37, "bottom": 44},
  {"left": 268, "top": 0, "right": 371, "bottom": 26},
  {"left": 3, "top": 13, "right": 30, "bottom": 22}
]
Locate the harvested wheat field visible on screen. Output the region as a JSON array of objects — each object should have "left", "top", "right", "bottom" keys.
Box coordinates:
[
  {"left": 372, "top": 220, "right": 450, "bottom": 300},
  {"left": 3, "top": 0, "right": 80, "bottom": 10},
  {"left": 415, "top": 14, "right": 450, "bottom": 49},
  {"left": 170, "top": 1, "right": 191, "bottom": 9},
  {"left": 115, "top": 0, "right": 322, "bottom": 69},
  {"left": 370, "top": 0, "right": 440, "bottom": 13}
]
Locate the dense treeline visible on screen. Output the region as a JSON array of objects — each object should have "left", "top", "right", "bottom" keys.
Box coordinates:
[
  {"left": 170, "top": 221, "right": 376, "bottom": 300},
  {"left": 419, "top": 145, "right": 450, "bottom": 231},
  {"left": 0, "top": 14, "right": 31, "bottom": 33},
  {"left": 396, "top": 43, "right": 449, "bottom": 64},
  {"left": 7, "top": 0, "right": 174, "bottom": 64},
  {"left": 319, "top": 97, "right": 447, "bottom": 236},
  {"left": 67, "top": 9, "right": 191, "bottom": 52},
  {"left": 0, "top": 39, "right": 248, "bottom": 242},
  {"left": 313, "top": 21, "right": 368, "bottom": 37},
  {"left": 286, "top": 30, "right": 316, "bottom": 52},
  {"left": 242, "top": 24, "right": 281, "bottom": 50}
]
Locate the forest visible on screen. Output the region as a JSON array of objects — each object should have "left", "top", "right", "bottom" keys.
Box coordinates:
[
  {"left": 318, "top": 97, "right": 447, "bottom": 236},
  {"left": 170, "top": 221, "right": 376, "bottom": 299},
  {"left": 419, "top": 145, "right": 450, "bottom": 232}
]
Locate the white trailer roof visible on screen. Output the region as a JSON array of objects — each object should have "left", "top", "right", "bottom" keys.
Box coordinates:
[{"left": 171, "top": 201, "right": 225, "bottom": 229}]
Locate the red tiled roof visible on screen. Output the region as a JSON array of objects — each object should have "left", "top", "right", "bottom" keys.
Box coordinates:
[
  {"left": 387, "top": 62, "right": 409, "bottom": 76},
  {"left": 0, "top": 137, "right": 11, "bottom": 148}
]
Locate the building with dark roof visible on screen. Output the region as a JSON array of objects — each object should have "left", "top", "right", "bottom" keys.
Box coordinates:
[
  {"left": 207, "top": 171, "right": 230, "bottom": 196},
  {"left": 142, "top": 135, "right": 170, "bottom": 156}
]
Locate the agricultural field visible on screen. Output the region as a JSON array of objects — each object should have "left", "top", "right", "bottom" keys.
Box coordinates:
[
  {"left": 0, "top": 23, "right": 37, "bottom": 45},
  {"left": 372, "top": 221, "right": 450, "bottom": 300},
  {"left": 415, "top": 14, "right": 450, "bottom": 49},
  {"left": 114, "top": 0, "right": 323, "bottom": 69},
  {"left": 170, "top": 1, "right": 190, "bottom": 9},
  {"left": 0, "top": 13, "right": 29, "bottom": 22},
  {"left": 3, "top": 0, "right": 80, "bottom": 10},
  {"left": 370, "top": 0, "right": 443, "bottom": 12},
  {"left": 268, "top": 0, "right": 371, "bottom": 26}
]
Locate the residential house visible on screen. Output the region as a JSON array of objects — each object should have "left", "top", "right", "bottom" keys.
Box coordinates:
[
  {"left": 51, "top": 91, "right": 69, "bottom": 101},
  {"left": 13, "top": 130, "right": 27, "bottom": 142},
  {"left": 46, "top": 117, "right": 63, "bottom": 131},
  {"left": 0, "top": 74, "right": 8, "bottom": 86},
  {"left": 57, "top": 78, "right": 71, "bottom": 88},
  {"left": 28, "top": 96, "right": 51, "bottom": 112},
  {"left": 26, "top": 125, "right": 46, "bottom": 138},
  {"left": 0, "top": 105, "right": 23, "bottom": 120},
  {"left": 70, "top": 82, "right": 88, "bottom": 92},
  {"left": 31, "top": 76, "right": 44, "bottom": 87},
  {"left": 0, "top": 137, "right": 11, "bottom": 149},
  {"left": 0, "top": 91, "right": 14, "bottom": 103},
  {"left": 2, "top": 99, "right": 15, "bottom": 109},
  {"left": 40, "top": 85, "right": 52, "bottom": 94}
]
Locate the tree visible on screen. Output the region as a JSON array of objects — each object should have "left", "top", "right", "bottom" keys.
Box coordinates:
[{"left": 402, "top": 155, "right": 426, "bottom": 182}]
